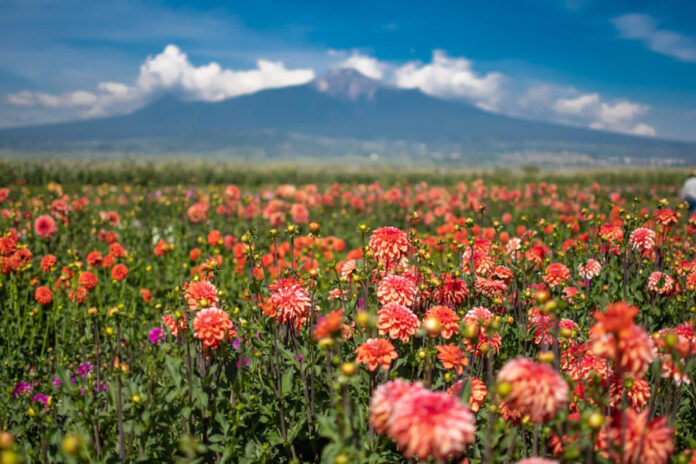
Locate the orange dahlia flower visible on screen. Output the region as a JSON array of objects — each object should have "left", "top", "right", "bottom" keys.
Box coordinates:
[
  {"left": 369, "top": 380, "right": 425, "bottom": 434},
  {"left": 193, "top": 307, "right": 235, "bottom": 350},
  {"left": 543, "top": 263, "right": 570, "bottom": 287},
  {"left": 369, "top": 226, "right": 410, "bottom": 264},
  {"left": 377, "top": 274, "right": 417, "bottom": 307},
  {"left": 377, "top": 303, "right": 419, "bottom": 343},
  {"left": 183, "top": 280, "right": 219, "bottom": 311},
  {"left": 387, "top": 389, "right": 476, "bottom": 462},
  {"left": 496, "top": 357, "right": 568, "bottom": 423},
  {"left": 355, "top": 338, "right": 398, "bottom": 371},
  {"left": 424, "top": 305, "right": 459, "bottom": 339},
  {"left": 268, "top": 278, "right": 312, "bottom": 330},
  {"left": 447, "top": 377, "right": 488, "bottom": 412},
  {"left": 436, "top": 344, "right": 469, "bottom": 375},
  {"left": 603, "top": 409, "right": 673, "bottom": 464}
]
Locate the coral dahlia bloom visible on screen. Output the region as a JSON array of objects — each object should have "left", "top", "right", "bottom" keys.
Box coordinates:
[
  {"left": 355, "top": 338, "right": 398, "bottom": 371},
  {"left": 369, "top": 380, "right": 425, "bottom": 434},
  {"left": 647, "top": 271, "right": 675, "bottom": 295},
  {"left": 1, "top": 235, "right": 18, "bottom": 257},
  {"left": 193, "top": 307, "right": 235, "bottom": 349},
  {"left": 629, "top": 227, "right": 656, "bottom": 252},
  {"left": 424, "top": 305, "right": 459, "bottom": 339},
  {"left": 377, "top": 303, "right": 420, "bottom": 343},
  {"left": 609, "top": 375, "right": 650, "bottom": 409},
  {"left": 447, "top": 377, "right": 488, "bottom": 412},
  {"left": 78, "top": 271, "right": 98, "bottom": 290},
  {"left": 529, "top": 314, "right": 578, "bottom": 347},
  {"left": 590, "top": 319, "right": 655, "bottom": 378},
  {"left": 268, "top": 279, "right": 312, "bottom": 330},
  {"left": 387, "top": 389, "right": 476, "bottom": 462},
  {"left": 543, "top": 263, "right": 570, "bottom": 287},
  {"left": 436, "top": 274, "right": 469, "bottom": 307},
  {"left": 312, "top": 309, "right": 344, "bottom": 341},
  {"left": 187, "top": 201, "right": 209, "bottom": 223},
  {"left": 162, "top": 314, "right": 187, "bottom": 337},
  {"left": 660, "top": 354, "right": 691, "bottom": 386},
  {"left": 474, "top": 277, "right": 508, "bottom": 299},
  {"left": 604, "top": 409, "right": 673, "bottom": 464},
  {"left": 560, "top": 344, "right": 612, "bottom": 382},
  {"left": 578, "top": 259, "right": 602, "bottom": 280},
  {"left": 377, "top": 274, "right": 417, "bottom": 307},
  {"left": 34, "top": 286, "right": 53, "bottom": 305},
  {"left": 496, "top": 357, "right": 568, "bottom": 423},
  {"left": 69, "top": 286, "right": 88, "bottom": 304},
  {"left": 111, "top": 263, "right": 128, "bottom": 281},
  {"left": 184, "top": 280, "right": 219, "bottom": 311},
  {"left": 657, "top": 323, "right": 696, "bottom": 357},
  {"left": 463, "top": 306, "right": 502, "bottom": 355},
  {"left": 599, "top": 223, "right": 623, "bottom": 242},
  {"left": 436, "top": 344, "right": 469, "bottom": 375},
  {"left": 86, "top": 251, "right": 103, "bottom": 267},
  {"left": 654, "top": 208, "right": 678, "bottom": 228},
  {"left": 40, "top": 254, "right": 56, "bottom": 272},
  {"left": 34, "top": 215, "right": 57, "bottom": 239},
  {"left": 369, "top": 227, "right": 410, "bottom": 264},
  {"left": 592, "top": 301, "right": 638, "bottom": 334}
]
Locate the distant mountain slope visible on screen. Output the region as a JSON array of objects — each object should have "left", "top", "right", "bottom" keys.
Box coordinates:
[{"left": 1, "top": 69, "right": 695, "bottom": 164}]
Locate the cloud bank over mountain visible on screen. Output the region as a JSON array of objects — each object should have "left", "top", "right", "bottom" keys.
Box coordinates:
[{"left": 6, "top": 44, "right": 656, "bottom": 137}]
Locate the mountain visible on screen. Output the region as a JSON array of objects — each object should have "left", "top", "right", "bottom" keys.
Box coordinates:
[{"left": 1, "top": 68, "right": 695, "bottom": 166}]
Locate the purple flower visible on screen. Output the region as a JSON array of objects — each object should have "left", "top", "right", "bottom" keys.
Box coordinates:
[
  {"left": 93, "top": 382, "right": 108, "bottom": 393},
  {"left": 358, "top": 298, "right": 365, "bottom": 309},
  {"left": 52, "top": 378, "right": 61, "bottom": 388},
  {"left": 32, "top": 394, "right": 49, "bottom": 406},
  {"left": 148, "top": 327, "right": 166, "bottom": 345},
  {"left": 232, "top": 337, "right": 242, "bottom": 350},
  {"left": 76, "top": 362, "right": 92, "bottom": 378},
  {"left": 12, "top": 382, "right": 32, "bottom": 398}
]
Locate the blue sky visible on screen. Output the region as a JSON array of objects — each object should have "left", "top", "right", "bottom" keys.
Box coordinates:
[{"left": 1, "top": 0, "right": 695, "bottom": 140}]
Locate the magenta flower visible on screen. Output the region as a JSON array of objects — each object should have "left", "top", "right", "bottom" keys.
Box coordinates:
[
  {"left": 148, "top": 327, "right": 166, "bottom": 344},
  {"left": 32, "top": 394, "right": 49, "bottom": 406},
  {"left": 12, "top": 382, "right": 32, "bottom": 398}
]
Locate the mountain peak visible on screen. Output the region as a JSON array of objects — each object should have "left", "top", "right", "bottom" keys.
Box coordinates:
[{"left": 312, "top": 68, "right": 384, "bottom": 101}]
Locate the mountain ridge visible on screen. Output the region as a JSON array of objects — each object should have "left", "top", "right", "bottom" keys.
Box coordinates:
[{"left": 1, "top": 69, "right": 695, "bottom": 164}]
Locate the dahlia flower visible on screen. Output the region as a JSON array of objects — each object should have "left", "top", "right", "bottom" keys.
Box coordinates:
[
  {"left": 496, "top": 357, "right": 568, "bottom": 423},
  {"left": 184, "top": 280, "right": 219, "bottom": 311},
  {"left": 355, "top": 338, "right": 398, "bottom": 371},
  {"left": 369, "top": 226, "right": 410, "bottom": 263},
  {"left": 424, "top": 305, "right": 459, "bottom": 339},
  {"left": 387, "top": 389, "right": 476, "bottom": 462},
  {"left": 377, "top": 274, "right": 417, "bottom": 307},
  {"left": 193, "top": 306, "right": 235, "bottom": 350},
  {"left": 377, "top": 303, "right": 420, "bottom": 343}
]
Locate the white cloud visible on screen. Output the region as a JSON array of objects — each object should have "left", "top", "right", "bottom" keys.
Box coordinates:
[
  {"left": 613, "top": 14, "right": 696, "bottom": 63},
  {"left": 5, "top": 45, "right": 656, "bottom": 137},
  {"left": 393, "top": 50, "right": 505, "bottom": 110},
  {"left": 6, "top": 44, "right": 315, "bottom": 116},
  {"left": 553, "top": 93, "right": 600, "bottom": 116},
  {"left": 137, "top": 45, "right": 315, "bottom": 101},
  {"left": 553, "top": 92, "right": 655, "bottom": 136},
  {"left": 338, "top": 53, "right": 386, "bottom": 80},
  {"left": 627, "top": 123, "right": 657, "bottom": 137},
  {"left": 8, "top": 90, "right": 99, "bottom": 108}
]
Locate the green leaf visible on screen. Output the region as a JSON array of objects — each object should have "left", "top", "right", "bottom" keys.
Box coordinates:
[{"left": 281, "top": 367, "right": 295, "bottom": 396}]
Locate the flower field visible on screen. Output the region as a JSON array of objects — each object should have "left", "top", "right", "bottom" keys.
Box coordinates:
[{"left": 1, "top": 164, "right": 696, "bottom": 463}]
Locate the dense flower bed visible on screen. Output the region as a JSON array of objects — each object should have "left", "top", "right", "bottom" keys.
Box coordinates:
[{"left": 1, "top": 174, "right": 695, "bottom": 463}]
